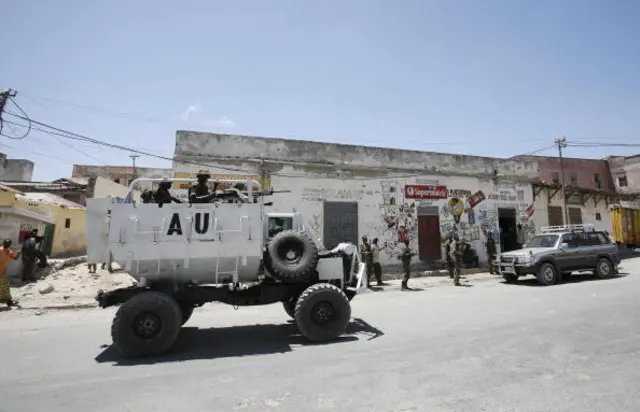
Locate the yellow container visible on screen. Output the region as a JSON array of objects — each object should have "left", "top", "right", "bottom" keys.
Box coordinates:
[{"left": 612, "top": 207, "right": 640, "bottom": 245}]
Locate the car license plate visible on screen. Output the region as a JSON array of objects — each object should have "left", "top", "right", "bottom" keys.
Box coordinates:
[{"left": 501, "top": 264, "right": 514, "bottom": 274}]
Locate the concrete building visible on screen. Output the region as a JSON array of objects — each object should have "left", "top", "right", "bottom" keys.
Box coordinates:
[
  {"left": 172, "top": 131, "right": 541, "bottom": 268},
  {"left": 607, "top": 155, "right": 640, "bottom": 193},
  {"left": 72, "top": 164, "right": 172, "bottom": 191},
  {"left": 1, "top": 179, "right": 88, "bottom": 206},
  {"left": 514, "top": 155, "right": 632, "bottom": 235},
  {"left": 0, "top": 152, "right": 34, "bottom": 181}
]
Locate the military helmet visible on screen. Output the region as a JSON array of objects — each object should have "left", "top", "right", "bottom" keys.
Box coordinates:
[{"left": 196, "top": 169, "right": 211, "bottom": 177}]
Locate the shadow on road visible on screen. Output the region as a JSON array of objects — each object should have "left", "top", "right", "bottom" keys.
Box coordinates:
[
  {"left": 501, "top": 272, "right": 628, "bottom": 287},
  {"left": 94, "top": 317, "right": 383, "bottom": 366}
]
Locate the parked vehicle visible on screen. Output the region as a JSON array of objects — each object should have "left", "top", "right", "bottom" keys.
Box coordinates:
[{"left": 497, "top": 224, "right": 620, "bottom": 286}]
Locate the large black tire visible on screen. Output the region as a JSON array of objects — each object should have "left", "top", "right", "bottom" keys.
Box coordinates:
[
  {"left": 282, "top": 299, "right": 296, "bottom": 319},
  {"left": 180, "top": 305, "right": 195, "bottom": 325},
  {"left": 502, "top": 273, "right": 519, "bottom": 283},
  {"left": 111, "top": 291, "right": 182, "bottom": 357},
  {"left": 595, "top": 257, "right": 613, "bottom": 279},
  {"left": 267, "top": 230, "right": 319, "bottom": 282},
  {"left": 295, "top": 283, "right": 351, "bottom": 342},
  {"left": 536, "top": 262, "right": 558, "bottom": 286}
]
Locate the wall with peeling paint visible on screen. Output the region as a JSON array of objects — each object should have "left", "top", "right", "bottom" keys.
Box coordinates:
[
  {"left": 531, "top": 187, "right": 613, "bottom": 235},
  {"left": 171, "top": 132, "right": 544, "bottom": 269}
]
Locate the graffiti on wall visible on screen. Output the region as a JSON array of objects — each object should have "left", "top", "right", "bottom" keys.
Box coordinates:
[{"left": 301, "top": 187, "right": 365, "bottom": 203}]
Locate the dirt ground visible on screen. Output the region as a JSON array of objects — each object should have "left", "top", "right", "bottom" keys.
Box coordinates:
[{"left": 8, "top": 261, "right": 135, "bottom": 310}]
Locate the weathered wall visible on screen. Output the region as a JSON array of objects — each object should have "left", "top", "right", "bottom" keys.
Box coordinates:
[
  {"left": 92, "top": 176, "right": 141, "bottom": 202},
  {"left": 518, "top": 155, "right": 614, "bottom": 191},
  {"left": 0, "top": 213, "right": 47, "bottom": 277},
  {"left": 0, "top": 153, "right": 34, "bottom": 181},
  {"left": 73, "top": 164, "right": 172, "bottom": 190},
  {"left": 174, "top": 131, "right": 540, "bottom": 180},
  {"left": 171, "top": 132, "right": 543, "bottom": 269},
  {"left": 530, "top": 189, "right": 613, "bottom": 235},
  {"left": 607, "top": 155, "right": 640, "bottom": 193}
]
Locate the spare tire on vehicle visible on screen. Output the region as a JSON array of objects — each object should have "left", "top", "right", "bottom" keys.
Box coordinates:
[{"left": 266, "top": 230, "right": 319, "bottom": 282}]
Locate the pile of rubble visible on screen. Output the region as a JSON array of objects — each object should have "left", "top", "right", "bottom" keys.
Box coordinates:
[{"left": 9, "top": 258, "right": 135, "bottom": 310}]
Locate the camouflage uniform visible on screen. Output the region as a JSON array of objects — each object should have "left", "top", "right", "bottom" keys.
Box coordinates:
[
  {"left": 448, "top": 237, "right": 462, "bottom": 286},
  {"left": 486, "top": 236, "right": 497, "bottom": 274},
  {"left": 399, "top": 241, "right": 414, "bottom": 290},
  {"left": 360, "top": 240, "right": 373, "bottom": 286}
]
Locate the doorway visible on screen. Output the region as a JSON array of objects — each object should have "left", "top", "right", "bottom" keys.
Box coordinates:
[
  {"left": 498, "top": 207, "right": 517, "bottom": 252},
  {"left": 417, "top": 206, "right": 441, "bottom": 261},
  {"left": 323, "top": 201, "right": 358, "bottom": 250}
]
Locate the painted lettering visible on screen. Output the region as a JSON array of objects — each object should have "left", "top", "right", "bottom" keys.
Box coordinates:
[
  {"left": 405, "top": 185, "right": 448, "bottom": 199},
  {"left": 194, "top": 213, "right": 210, "bottom": 234},
  {"left": 167, "top": 213, "right": 183, "bottom": 236}
]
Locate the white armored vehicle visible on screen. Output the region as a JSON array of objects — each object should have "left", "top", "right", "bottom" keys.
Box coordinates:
[{"left": 86, "top": 177, "right": 367, "bottom": 357}]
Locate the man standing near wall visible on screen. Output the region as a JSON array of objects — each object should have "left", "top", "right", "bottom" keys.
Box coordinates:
[
  {"left": 448, "top": 234, "right": 462, "bottom": 286},
  {"left": 371, "top": 238, "right": 384, "bottom": 286},
  {"left": 360, "top": 236, "right": 373, "bottom": 287},
  {"left": 484, "top": 228, "right": 497, "bottom": 274},
  {"left": 399, "top": 238, "right": 415, "bottom": 291}
]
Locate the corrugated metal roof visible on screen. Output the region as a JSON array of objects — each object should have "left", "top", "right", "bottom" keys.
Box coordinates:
[
  {"left": 53, "top": 177, "right": 89, "bottom": 185},
  {"left": 0, "top": 181, "right": 85, "bottom": 191},
  {"left": 0, "top": 183, "right": 23, "bottom": 194},
  {"left": 22, "top": 193, "right": 85, "bottom": 209}
]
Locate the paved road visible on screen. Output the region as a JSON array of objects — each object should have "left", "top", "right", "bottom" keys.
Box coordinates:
[{"left": 1, "top": 263, "right": 640, "bottom": 412}]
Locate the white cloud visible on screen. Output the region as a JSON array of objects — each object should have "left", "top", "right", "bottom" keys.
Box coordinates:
[
  {"left": 180, "top": 104, "right": 202, "bottom": 122},
  {"left": 179, "top": 105, "right": 236, "bottom": 128},
  {"left": 204, "top": 115, "right": 237, "bottom": 129}
]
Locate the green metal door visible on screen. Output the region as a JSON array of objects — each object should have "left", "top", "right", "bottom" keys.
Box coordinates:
[{"left": 42, "top": 223, "right": 55, "bottom": 256}]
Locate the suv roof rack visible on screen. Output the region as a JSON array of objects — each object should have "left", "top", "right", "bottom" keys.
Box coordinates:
[{"left": 540, "top": 224, "right": 595, "bottom": 234}]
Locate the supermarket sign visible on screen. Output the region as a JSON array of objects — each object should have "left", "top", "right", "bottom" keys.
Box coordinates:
[{"left": 404, "top": 184, "right": 448, "bottom": 200}]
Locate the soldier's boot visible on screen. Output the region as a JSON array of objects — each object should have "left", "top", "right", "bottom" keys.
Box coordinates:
[{"left": 401, "top": 281, "right": 411, "bottom": 291}]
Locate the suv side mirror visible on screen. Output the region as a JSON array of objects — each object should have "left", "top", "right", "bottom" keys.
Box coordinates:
[{"left": 560, "top": 242, "right": 569, "bottom": 249}]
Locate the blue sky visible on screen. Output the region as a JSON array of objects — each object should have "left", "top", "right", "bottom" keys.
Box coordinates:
[{"left": 3, "top": 0, "right": 640, "bottom": 181}]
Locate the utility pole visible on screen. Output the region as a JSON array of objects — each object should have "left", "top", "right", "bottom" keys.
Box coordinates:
[
  {"left": 555, "top": 137, "right": 569, "bottom": 225},
  {"left": 0, "top": 89, "right": 17, "bottom": 131},
  {"left": 129, "top": 154, "right": 140, "bottom": 182}
]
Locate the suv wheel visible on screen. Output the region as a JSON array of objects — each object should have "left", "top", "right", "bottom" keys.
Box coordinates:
[
  {"left": 537, "top": 262, "right": 557, "bottom": 285},
  {"left": 595, "top": 257, "right": 613, "bottom": 279}
]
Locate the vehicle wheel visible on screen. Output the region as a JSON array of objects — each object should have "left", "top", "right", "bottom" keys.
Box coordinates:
[
  {"left": 111, "top": 291, "right": 182, "bottom": 357},
  {"left": 536, "top": 262, "right": 557, "bottom": 286},
  {"left": 595, "top": 257, "right": 613, "bottom": 279},
  {"left": 282, "top": 299, "right": 296, "bottom": 319},
  {"left": 295, "top": 283, "right": 351, "bottom": 342},
  {"left": 267, "top": 231, "right": 319, "bottom": 282},
  {"left": 502, "top": 273, "right": 519, "bottom": 283},
  {"left": 180, "top": 305, "right": 195, "bottom": 325}
]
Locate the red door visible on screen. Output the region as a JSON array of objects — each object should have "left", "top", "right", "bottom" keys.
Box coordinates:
[{"left": 418, "top": 215, "right": 442, "bottom": 261}]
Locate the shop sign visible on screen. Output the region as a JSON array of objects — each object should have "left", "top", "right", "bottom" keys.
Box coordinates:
[
  {"left": 467, "top": 190, "right": 486, "bottom": 209},
  {"left": 404, "top": 185, "right": 448, "bottom": 200}
]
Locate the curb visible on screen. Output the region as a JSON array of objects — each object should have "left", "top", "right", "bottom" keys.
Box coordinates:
[{"left": 17, "top": 302, "right": 98, "bottom": 312}]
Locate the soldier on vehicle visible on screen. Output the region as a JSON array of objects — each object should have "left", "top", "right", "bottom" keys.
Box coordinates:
[
  {"left": 484, "top": 228, "right": 497, "bottom": 274},
  {"left": 155, "top": 181, "right": 182, "bottom": 206},
  {"left": 188, "top": 170, "right": 219, "bottom": 204},
  {"left": 360, "top": 236, "right": 374, "bottom": 287},
  {"left": 399, "top": 238, "right": 415, "bottom": 291}
]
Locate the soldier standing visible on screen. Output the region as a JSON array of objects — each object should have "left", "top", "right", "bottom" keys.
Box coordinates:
[
  {"left": 371, "top": 238, "right": 384, "bottom": 286},
  {"left": 448, "top": 234, "right": 462, "bottom": 286},
  {"left": 443, "top": 233, "right": 454, "bottom": 279},
  {"left": 360, "top": 236, "right": 374, "bottom": 287},
  {"left": 399, "top": 239, "right": 415, "bottom": 290},
  {"left": 188, "top": 170, "right": 219, "bottom": 204},
  {"left": 484, "top": 228, "right": 497, "bottom": 274}
]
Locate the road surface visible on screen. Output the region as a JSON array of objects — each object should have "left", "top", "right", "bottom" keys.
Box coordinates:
[{"left": 1, "top": 264, "right": 639, "bottom": 412}]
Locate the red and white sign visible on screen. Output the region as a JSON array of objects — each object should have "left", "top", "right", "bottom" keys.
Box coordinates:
[{"left": 404, "top": 185, "right": 448, "bottom": 200}]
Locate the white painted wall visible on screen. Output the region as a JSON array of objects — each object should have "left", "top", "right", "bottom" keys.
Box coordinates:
[
  {"left": 531, "top": 190, "right": 613, "bottom": 233},
  {"left": 171, "top": 162, "right": 536, "bottom": 268},
  {"left": 92, "top": 177, "right": 141, "bottom": 202},
  {"left": 0, "top": 213, "right": 47, "bottom": 277}
]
